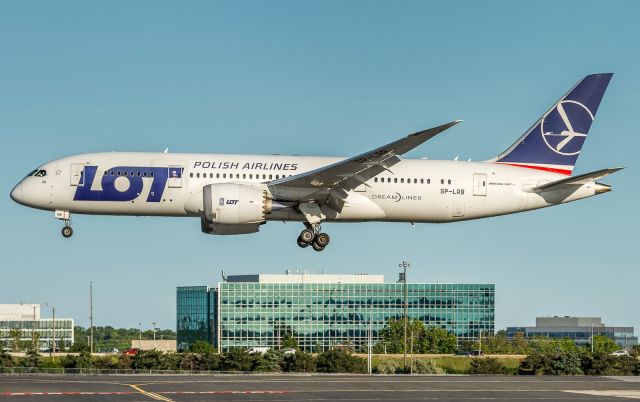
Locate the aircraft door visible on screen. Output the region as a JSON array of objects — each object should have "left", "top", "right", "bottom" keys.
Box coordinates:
[
  {"left": 473, "top": 173, "right": 487, "bottom": 196},
  {"left": 70, "top": 164, "right": 84, "bottom": 186},
  {"left": 167, "top": 166, "right": 183, "bottom": 188}
]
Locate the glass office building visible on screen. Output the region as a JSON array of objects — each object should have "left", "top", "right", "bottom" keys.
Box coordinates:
[
  {"left": 507, "top": 316, "right": 638, "bottom": 348},
  {"left": 177, "top": 273, "right": 494, "bottom": 352}
]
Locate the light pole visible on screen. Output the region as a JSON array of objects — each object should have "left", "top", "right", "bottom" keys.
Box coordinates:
[
  {"left": 152, "top": 322, "right": 157, "bottom": 342},
  {"left": 399, "top": 260, "right": 411, "bottom": 373},
  {"left": 138, "top": 322, "right": 142, "bottom": 343}
]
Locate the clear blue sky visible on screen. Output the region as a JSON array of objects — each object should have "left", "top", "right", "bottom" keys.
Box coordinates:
[{"left": 1, "top": 1, "right": 638, "bottom": 334}]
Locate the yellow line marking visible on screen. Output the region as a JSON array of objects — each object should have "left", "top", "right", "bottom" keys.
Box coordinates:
[{"left": 128, "top": 384, "right": 174, "bottom": 402}]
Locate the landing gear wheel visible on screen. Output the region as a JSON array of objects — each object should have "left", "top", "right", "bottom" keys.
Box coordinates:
[
  {"left": 315, "top": 233, "right": 330, "bottom": 248},
  {"left": 61, "top": 226, "right": 73, "bottom": 238},
  {"left": 297, "top": 237, "right": 310, "bottom": 248},
  {"left": 312, "top": 242, "right": 325, "bottom": 252},
  {"left": 299, "top": 228, "right": 315, "bottom": 244}
]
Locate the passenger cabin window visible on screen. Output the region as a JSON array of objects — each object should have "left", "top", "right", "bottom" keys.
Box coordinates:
[
  {"left": 190, "top": 173, "right": 194, "bottom": 178},
  {"left": 448, "top": 179, "right": 451, "bottom": 184},
  {"left": 441, "top": 179, "right": 444, "bottom": 184},
  {"left": 427, "top": 179, "right": 430, "bottom": 184}
]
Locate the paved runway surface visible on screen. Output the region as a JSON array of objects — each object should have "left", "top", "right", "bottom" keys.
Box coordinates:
[{"left": 1, "top": 374, "right": 639, "bottom": 401}]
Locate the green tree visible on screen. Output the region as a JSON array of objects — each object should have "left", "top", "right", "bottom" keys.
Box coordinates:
[
  {"left": 468, "top": 357, "right": 507, "bottom": 374},
  {"left": 316, "top": 349, "right": 367, "bottom": 373},
  {"left": 281, "top": 333, "right": 299, "bottom": 350},
  {"left": 588, "top": 335, "right": 619, "bottom": 354},
  {"left": 21, "top": 347, "right": 41, "bottom": 368},
  {"left": 189, "top": 340, "right": 216, "bottom": 354},
  {"left": 377, "top": 318, "right": 457, "bottom": 354},
  {"left": 422, "top": 326, "right": 457, "bottom": 354},
  {"left": 9, "top": 328, "right": 23, "bottom": 352}
]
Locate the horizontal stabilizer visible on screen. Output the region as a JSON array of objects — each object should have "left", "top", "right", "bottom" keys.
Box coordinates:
[{"left": 530, "top": 167, "right": 623, "bottom": 192}]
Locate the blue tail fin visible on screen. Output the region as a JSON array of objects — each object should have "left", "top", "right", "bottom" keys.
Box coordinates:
[{"left": 494, "top": 73, "right": 613, "bottom": 175}]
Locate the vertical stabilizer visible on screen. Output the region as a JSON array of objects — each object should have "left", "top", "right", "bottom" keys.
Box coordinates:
[{"left": 493, "top": 73, "right": 613, "bottom": 175}]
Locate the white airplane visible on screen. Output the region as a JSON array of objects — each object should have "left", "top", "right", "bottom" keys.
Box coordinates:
[{"left": 11, "top": 74, "right": 621, "bottom": 251}]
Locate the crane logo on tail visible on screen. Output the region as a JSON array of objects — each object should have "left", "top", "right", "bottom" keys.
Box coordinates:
[{"left": 541, "top": 100, "right": 594, "bottom": 156}]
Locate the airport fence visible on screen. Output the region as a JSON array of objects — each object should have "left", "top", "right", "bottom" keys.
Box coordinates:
[{"left": 0, "top": 367, "right": 253, "bottom": 375}]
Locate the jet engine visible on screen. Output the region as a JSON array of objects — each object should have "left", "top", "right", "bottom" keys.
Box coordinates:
[{"left": 202, "top": 183, "right": 273, "bottom": 225}]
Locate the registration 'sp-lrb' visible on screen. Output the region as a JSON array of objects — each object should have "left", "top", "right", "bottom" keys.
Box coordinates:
[{"left": 11, "top": 74, "right": 622, "bottom": 251}]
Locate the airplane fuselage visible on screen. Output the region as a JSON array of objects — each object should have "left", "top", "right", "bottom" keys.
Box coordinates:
[{"left": 12, "top": 152, "right": 602, "bottom": 224}]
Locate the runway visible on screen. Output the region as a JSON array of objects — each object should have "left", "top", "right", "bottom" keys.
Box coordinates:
[{"left": 1, "top": 374, "right": 639, "bottom": 401}]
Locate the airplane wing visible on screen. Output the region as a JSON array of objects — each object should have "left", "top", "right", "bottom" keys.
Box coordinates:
[
  {"left": 530, "top": 167, "right": 623, "bottom": 192},
  {"left": 268, "top": 120, "right": 461, "bottom": 210}
]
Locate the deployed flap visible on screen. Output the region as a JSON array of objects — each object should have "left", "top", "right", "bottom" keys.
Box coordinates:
[
  {"left": 530, "top": 167, "right": 623, "bottom": 192},
  {"left": 269, "top": 120, "right": 461, "bottom": 203}
]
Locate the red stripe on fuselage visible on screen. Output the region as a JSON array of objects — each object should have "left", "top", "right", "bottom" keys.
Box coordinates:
[{"left": 497, "top": 163, "right": 572, "bottom": 175}]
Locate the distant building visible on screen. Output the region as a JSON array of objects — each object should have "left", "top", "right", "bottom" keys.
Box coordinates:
[
  {"left": 177, "top": 272, "right": 495, "bottom": 352},
  {"left": 0, "top": 304, "right": 74, "bottom": 351},
  {"left": 506, "top": 316, "right": 637, "bottom": 348},
  {"left": 130, "top": 339, "right": 177, "bottom": 352}
]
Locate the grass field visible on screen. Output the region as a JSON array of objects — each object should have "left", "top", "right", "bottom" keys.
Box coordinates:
[{"left": 355, "top": 354, "right": 526, "bottom": 374}]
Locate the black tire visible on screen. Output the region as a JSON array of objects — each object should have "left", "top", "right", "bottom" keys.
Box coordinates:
[
  {"left": 315, "top": 233, "right": 330, "bottom": 247},
  {"left": 299, "top": 229, "right": 315, "bottom": 243},
  {"left": 297, "top": 237, "right": 310, "bottom": 248},
  {"left": 312, "top": 242, "right": 325, "bottom": 252},
  {"left": 62, "top": 226, "right": 73, "bottom": 238}
]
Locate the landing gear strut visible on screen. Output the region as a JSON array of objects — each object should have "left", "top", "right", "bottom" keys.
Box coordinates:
[{"left": 297, "top": 224, "right": 330, "bottom": 252}]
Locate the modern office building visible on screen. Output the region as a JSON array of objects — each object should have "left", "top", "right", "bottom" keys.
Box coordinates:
[
  {"left": 177, "top": 272, "right": 495, "bottom": 352},
  {"left": 0, "top": 304, "right": 74, "bottom": 351},
  {"left": 506, "top": 316, "right": 637, "bottom": 348}
]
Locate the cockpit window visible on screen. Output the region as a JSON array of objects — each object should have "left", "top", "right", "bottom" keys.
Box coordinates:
[{"left": 29, "top": 170, "right": 47, "bottom": 177}]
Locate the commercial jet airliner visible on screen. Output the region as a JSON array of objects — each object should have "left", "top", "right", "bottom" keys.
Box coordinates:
[{"left": 10, "top": 74, "right": 621, "bottom": 251}]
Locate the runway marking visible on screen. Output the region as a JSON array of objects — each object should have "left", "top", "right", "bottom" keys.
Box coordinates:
[
  {"left": 129, "top": 384, "right": 174, "bottom": 401},
  {"left": 565, "top": 390, "right": 640, "bottom": 399},
  {"left": 0, "top": 390, "right": 287, "bottom": 397}
]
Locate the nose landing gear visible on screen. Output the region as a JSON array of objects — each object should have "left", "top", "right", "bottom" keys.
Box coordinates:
[
  {"left": 55, "top": 210, "right": 73, "bottom": 238},
  {"left": 297, "top": 225, "right": 330, "bottom": 252}
]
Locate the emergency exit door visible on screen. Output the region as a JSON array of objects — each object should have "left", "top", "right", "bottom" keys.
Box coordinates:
[
  {"left": 70, "top": 164, "right": 84, "bottom": 186},
  {"left": 168, "top": 166, "right": 183, "bottom": 188},
  {"left": 473, "top": 173, "right": 487, "bottom": 196}
]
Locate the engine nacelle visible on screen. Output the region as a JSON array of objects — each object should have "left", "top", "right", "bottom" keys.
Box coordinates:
[
  {"left": 200, "top": 217, "right": 261, "bottom": 235},
  {"left": 203, "top": 183, "right": 272, "bottom": 225}
]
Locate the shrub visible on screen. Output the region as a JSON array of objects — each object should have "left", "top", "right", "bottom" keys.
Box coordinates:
[
  {"left": 316, "top": 349, "right": 367, "bottom": 373},
  {"left": 413, "top": 358, "right": 444, "bottom": 374},
  {"left": 376, "top": 360, "right": 399, "bottom": 374},
  {"left": 468, "top": 357, "right": 507, "bottom": 374},
  {"left": 221, "top": 348, "right": 253, "bottom": 372},
  {"left": 253, "top": 350, "right": 284, "bottom": 372},
  {"left": 283, "top": 351, "right": 316, "bottom": 372},
  {"left": 130, "top": 350, "right": 164, "bottom": 370},
  {"left": 0, "top": 349, "right": 14, "bottom": 368}
]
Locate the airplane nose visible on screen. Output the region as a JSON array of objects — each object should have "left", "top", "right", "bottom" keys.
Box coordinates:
[{"left": 10, "top": 183, "right": 23, "bottom": 204}]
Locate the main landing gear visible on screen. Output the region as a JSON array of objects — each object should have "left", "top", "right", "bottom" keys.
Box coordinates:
[
  {"left": 55, "top": 210, "right": 73, "bottom": 238},
  {"left": 297, "top": 224, "right": 330, "bottom": 252}
]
